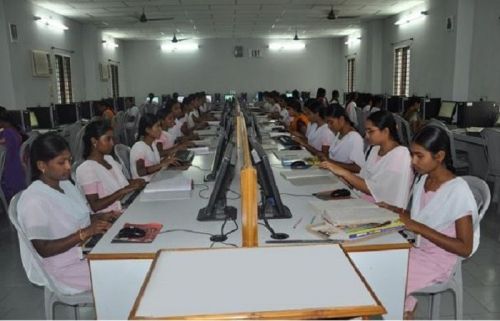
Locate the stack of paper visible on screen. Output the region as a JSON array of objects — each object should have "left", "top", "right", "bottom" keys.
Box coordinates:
[
  {"left": 144, "top": 175, "right": 192, "bottom": 193},
  {"left": 280, "top": 168, "right": 330, "bottom": 180}
]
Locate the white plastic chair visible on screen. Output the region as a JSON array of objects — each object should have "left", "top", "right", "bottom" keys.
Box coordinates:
[
  {"left": 114, "top": 144, "right": 131, "bottom": 179},
  {"left": 412, "top": 175, "right": 490, "bottom": 320},
  {"left": 426, "top": 119, "right": 469, "bottom": 174},
  {"left": 19, "top": 131, "right": 40, "bottom": 186},
  {"left": 8, "top": 192, "right": 94, "bottom": 320},
  {"left": 355, "top": 107, "right": 366, "bottom": 137},
  {"left": 393, "top": 113, "right": 413, "bottom": 147},
  {"left": 480, "top": 128, "right": 500, "bottom": 215},
  {"left": 72, "top": 124, "right": 88, "bottom": 164}
]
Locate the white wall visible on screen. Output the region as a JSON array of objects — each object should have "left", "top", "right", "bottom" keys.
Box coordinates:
[
  {"left": 123, "top": 38, "right": 344, "bottom": 102},
  {"left": 0, "top": 0, "right": 126, "bottom": 110},
  {"left": 469, "top": 0, "right": 500, "bottom": 103}
]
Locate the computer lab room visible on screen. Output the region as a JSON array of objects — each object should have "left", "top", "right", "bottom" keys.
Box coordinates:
[{"left": 0, "top": 0, "right": 500, "bottom": 320}]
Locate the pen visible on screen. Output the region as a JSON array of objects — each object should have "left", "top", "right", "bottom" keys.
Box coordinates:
[
  {"left": 310, "top": 215, "right": 316, "bottom": 225},
  {"left": 293, "top": 217, "right": 303, "bottom": 229}
]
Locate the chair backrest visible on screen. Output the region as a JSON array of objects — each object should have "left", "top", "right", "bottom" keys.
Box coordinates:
[
  {"left": 20, "top": 132, "right": 40, "bottom": 186},
  {"left": 480, "top": 128, "right": 500, "bottom": 176},
  {"left": 425, "top": 119, "right": 461, "bottom": 171},
  {"left": 112, "top": 111, "right": 127, "bottom": 145},
  {"left": 72, "top": 124, "right": 88, "bottom": 164},
  {"left": 461, "top": 175, "right": 491, "bottom": 222},
  {"left": 393, "top": 113, "right": 412, "bottom": 147},
  {"left": 114, "top": 144, "right": 131, "bottom": 179},
  {"left": 8, "top": 192, "right": 79, "bottom": 295},
  {"left": 355, "top": 107, "right": 366, "bottom": 137}
]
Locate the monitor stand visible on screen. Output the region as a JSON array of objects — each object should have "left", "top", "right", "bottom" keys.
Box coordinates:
[
  {"left": 197, "top": 206, "right": 237, "bottom": 221},
  {"left": 258, "top": 201, "right": 292, "bottom": 219}
]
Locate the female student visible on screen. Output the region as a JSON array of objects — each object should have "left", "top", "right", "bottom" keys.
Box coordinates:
[
  {"left": 323, "top": 104, "right": 365, "bottom": 173},
  {"left": 286, "top": 98, "right": 309, "bottom": 137},
  {"left": 0, "top": 111, "right": 26, "bottom": 201},
  {"left": 293, "top": 100, "right": 335, "bottom": 158},
  {"left": 403, "top": 96, "right": 424, "bottom": 133},
  {"left": 17, "top": 133, "right": 118, "bottom": 293},
  {"left": 156, "top": 106, "right": 192, "bottom": 158},
  {"left": 76, "top": 121, "right": 146, "bottom": 213},
  {"left": 320, "top": 111, "right": 413, "bottom": 208},
  {"left": 345, "top": 92, "right": 359, "bottom": 127},
  {"left": 130, "top": 113, "right": 179, "bottom": 182},
  {"left": 378, "top": 126, "right": 479, "bottom": 319}
]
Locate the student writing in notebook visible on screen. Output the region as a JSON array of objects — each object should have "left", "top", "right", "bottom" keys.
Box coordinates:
[
  {"left": 322, "top": 104, "right": 365, "bottom": 173},
  {"left": 130, "top": 114, "right": 180, "bottom": 182},
  {"left": 76, "top": 120, "right": 145, "bottom": 213},
  {"left": 378, "top": 126, "right": 479, "bottom": 319},
  {"left": 292, "top": 100, "right": 336, "bottom": 159},
  {"left": 320, "top": 111, "right": 413, "bottom": 208},
  {"left": 18, "top": 133, "right": 118, "bottom": 294}
]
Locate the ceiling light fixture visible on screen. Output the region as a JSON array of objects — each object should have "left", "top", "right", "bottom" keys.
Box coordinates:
[
  {"left": 345, "top": 36, "right": 361, "bottom": 46},
  {"left": 394, "top": 11, "right": 428, "bottom": 26},
  {"left": 161, "top": 42, "right": 199, "bottom": 53},
  {"left": 34, "top": 16, "right": 68, "bottom": 31},
  {"left": 269, "top": 42, "right": 305, "bottom": 51}
]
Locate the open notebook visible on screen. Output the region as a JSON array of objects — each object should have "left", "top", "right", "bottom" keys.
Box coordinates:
[{"left": 309, "top": 199, "right": 399, "bottom": 225}]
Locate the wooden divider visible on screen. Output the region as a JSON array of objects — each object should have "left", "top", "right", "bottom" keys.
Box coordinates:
[{"left": 237, "top": 115, "right": 258, "bottom": 247}]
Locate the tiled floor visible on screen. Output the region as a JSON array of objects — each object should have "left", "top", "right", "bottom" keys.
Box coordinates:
[{"left": 0, "top": 206, "right": 499, "bottom": 320}]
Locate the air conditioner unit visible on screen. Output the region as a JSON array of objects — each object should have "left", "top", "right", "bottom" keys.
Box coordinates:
[{"left": 31, "top": 50, "right": 51, "bottom": 77}]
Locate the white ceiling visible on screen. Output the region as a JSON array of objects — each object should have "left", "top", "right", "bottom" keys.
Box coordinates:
[{"left": 30, "top": 0, "right": 424, "bottom": 40}]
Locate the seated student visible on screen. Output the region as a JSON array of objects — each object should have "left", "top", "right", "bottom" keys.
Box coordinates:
[
  {"left": 367, "top": 95, "right": 383, "bottom": 114},
  {"left": 345, "top": 92, "right": 359, "bottom": 126},
  {"left": 278, "top": 94, "right": 290, "bottom": 125},
  {"left": 156, "top": 106, "right": 192, "bottom": 158},
  {"left": 378, "top": 126, "right": 479, "bottom": 320},
  {"left": 124, "top": 98, "right": 139, "bottom": 129},
  {"left": 292, "top": 99, "right": 317, "bottom": 141},
  {"left": 323, "top": 104, "right": 365, "bottom": 173},
  {"left": 17, "top": 133, "right": 118, "bottom": 293},
  {"left": 293, "top": 100, "right": 336, "bottom": 158},
  {"left": 286, "top": 98, "right": 309, "bottom": 137},
  {"left": 403, "top": 96, "right": 424, "bottom": 133},
  {"left": 316, "top": 87, "right": 328, "bottom": 107},
  {"left": 320, "top": 111, "right": 413, "bottom": 208},
  {"left": 0, "top": 110, "right": 27, "bottom": 202},
  {"left": 329, "top": 89, "right": 340, "bottom": 104},
  {"left": 361, "top": 94, "right": 374, "bottom": 113},
  {"left": 185, "top": 95, "right": 208, "bottom": 131},
  {"left": 130, "top": 113, "right": 179, "bottom": 182},
  {"left": 96, "top": 100, "right": 115, "bottom": 122},
  {"left": 76, "top": 121, "right": 146, "bottom": 213}
]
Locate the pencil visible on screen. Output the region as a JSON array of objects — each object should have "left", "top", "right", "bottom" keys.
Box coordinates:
[
  {"left": 310, "top": 215, "right": 316, "bottom": 225},
  {"left": 293, "top": 217, "right": 303, "bottom": 229}
]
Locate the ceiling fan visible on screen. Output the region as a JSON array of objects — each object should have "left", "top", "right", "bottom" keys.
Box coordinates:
[
  {"left": 137, "top": 7, "right": 173, "bottom": 23},
  {"left": 171, "top": 33, "right": 189, "bottom": 43},
  {"left": 293, "top": 29, "right": 300, "bottom": 41},
  {"left": 327, "top": 6, "right": 360, "bottom": 20}
]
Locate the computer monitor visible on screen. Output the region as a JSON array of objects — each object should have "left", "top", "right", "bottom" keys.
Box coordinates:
[
  {"left": 27, "top": 107, "right": 54, "bottom": 129},
  {"left": 177, "top": 96, "right": 185, "bottom": 103},
  {"left": 205, "top": 95, "right": 212, "bottom": 104},
  {"left": 6, "top": 110, "right": 30, "bottom": 132},
  {"left": 79, "top": 101, "right": 92, "bottom": 119},
  {"left": 301, "top": 91, "right": 310, "bottom": 101},
  {"left": 197, "top": 143, "right": 237, "bottom": 222},
  {"left": 423, "top": 98, "right": 441, "bottom": 120},
  {"left": 457, "top": 101, "right": 499, "bottom": 128},
  {"left": 437, "top": 101, "right": 457, "bottom": 123},
  {"left": 116, "top": 97, "right": 126, "bottom": 111},
  {"left": 91, "top": 101, "right": 101, "bottom": 117},
  {"left": 205, "top": 122, "right": 233, "bottom": 182},
  {"left": 249, "top": 137, "right": 292, "bottom": 220},
  {"left": 387, "top": 96, "right": 403, "bottom": 113},
  {"left": 286, "top": 92, "right": 293, "bottom": 98},
  {"left": 54, "top": 104, "right": 78, "bottom": 125},
  {"left": 224, "top": 94, "right": 234, "bottom": 102}
]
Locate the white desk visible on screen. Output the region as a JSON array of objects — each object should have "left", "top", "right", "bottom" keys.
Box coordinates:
[{"left": 130, "top": 245, "right": 385, "bottom": 319}]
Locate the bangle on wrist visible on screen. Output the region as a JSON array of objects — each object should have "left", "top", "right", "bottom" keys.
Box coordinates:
[{"left": 78, "top": 228, "right": 87, "bottom": 241}]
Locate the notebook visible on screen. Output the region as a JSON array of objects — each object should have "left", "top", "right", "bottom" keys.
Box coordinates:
[
  {"left": 280, "top": 168, "right": 331, "bottom": 180},
  {"left": 144, "top": 173, "right": 192, "bottom": 193}
]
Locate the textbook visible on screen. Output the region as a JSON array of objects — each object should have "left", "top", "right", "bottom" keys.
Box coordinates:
[{"left": 308, "top": 220, "right": 404, "bottom": 241}]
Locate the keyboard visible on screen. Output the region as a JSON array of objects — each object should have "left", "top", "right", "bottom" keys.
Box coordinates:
[
  {"left": 122, "top": 186, "right": 144, "bottom": 207},
  {"left": 274, "top": 135, "right": 300, "bottom": 148},
  {"left": 175, "top": 150, "right": 195, "bottom": 164},
  {"left": 82, "top": 233, "right": 103, "bottom": 254}
]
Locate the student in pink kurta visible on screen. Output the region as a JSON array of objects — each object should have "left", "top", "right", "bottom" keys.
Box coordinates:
[
  {"left": 378, "top": 126, "right": 479, "bottom": 320},
  {"left": 320, "top": 111, "right": 414, "bottom": 209},
  {"left": 76, "top": 120, "right": 145, "bottom": 213},
  {"left": 155, "top": 102, "right": 193, "bottom": 158},
  {"left": 17, "top": 133, "right": 118, "bottom": 294},
  {"left": 130, "top": 113, "right": 179, "bottom": 182}
]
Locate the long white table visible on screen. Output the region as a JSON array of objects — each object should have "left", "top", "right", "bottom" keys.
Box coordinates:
[{"left": 88, "top": 117, "right": 409, "bottom": 320}]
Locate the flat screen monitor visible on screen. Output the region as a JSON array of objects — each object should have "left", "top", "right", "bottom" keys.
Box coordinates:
[
  {"left": 424, "top": 98, "right": 441, "bottom": 120},
  {"left": 205, "top": 95, "right": 212, "bottom": 104},
  {"left": 249, "top": 137, "right": 292, "bottom": 219},
  {"left": 437, "top": 101, "right": 457, "bottom": 121},
  {"left": 224, "top": 94, "right": 234, "bottom": 102},
  {"left": 205, "top": 119, "right": 233, "bottom": 182},
  {"left": 177, "top": 96, "right": 185, "bottom": 103},
  {"left": 6, "top": 110, "right": 26, "bottom": 132},
  {"left": 79, "top": 102, "right": 92, "bottom": 119},
  {"left": 387, "top": 96, "right": 403, "bottom": 113},
  {"left": 54, "top": 104, "right": 78, "bottom": 125},
  {"left": 286, "top": 92, "right": 293, "bottom": 98},
  {"left": 27, "top": 107, "right": 53, "bottom": 129},
  {"left": 197, "top": 143, "right": 237, "bottom": 222}
]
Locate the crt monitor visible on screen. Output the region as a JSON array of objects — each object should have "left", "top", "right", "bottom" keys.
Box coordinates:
[
  {"left": 249, "top": 137, "right": 292, "bottom": 219},
  {"left": 387, "top": 96, "right": 403, "bottom": 113},
  {"left": 54, "top": 104, "right": 78, "bottom": 125},
  {"left": 457, "top": 101, "right": 499, "bottom": 128},
  {"left": 6, "top": 110, "right": 30, "bottom": 132},
  {"left": 79, "top": 101, "right": 92, "bottom": 119},
  {"left": 197, "top": 143, "right": 237, "bottom": 221},
  {"left": 27, "top": 107, "right": 53, "bottom": 129},
  {"left": 437, "top": 101, "right": 457, "bottom": 122},
  {"left": 423, "top": 98, "right": 441, "bottom": 120},
  {"left": 116, "top": 97, "right": 126, "bottom": 111}
]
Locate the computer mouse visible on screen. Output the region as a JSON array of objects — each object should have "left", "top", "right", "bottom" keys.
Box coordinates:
[
  {"left": 290, "top": 161, "right": 311, "bottom": 169},
  {"left": 118, "top": 227, "right": 146, "bottom": 239},
  {"left": 330, "top": 188, "right": 351, "bottom": 198}
]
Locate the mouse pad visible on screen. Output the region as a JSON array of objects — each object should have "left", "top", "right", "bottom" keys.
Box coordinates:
[
  {"left": 313, "top": 190, "right": 353, "bottom": 201},
  {"left": 111, "top": 222, "right": 163, "bottom": 243}
]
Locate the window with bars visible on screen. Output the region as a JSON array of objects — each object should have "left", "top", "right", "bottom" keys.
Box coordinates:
[
  {"left": 393, "top": 46, "right": 411, "bottom": 97},
  {"left": 54, "top": 54, "right": 73, "bottom": 104},
  {"left": 110, "top": 64, "right": 119, "bottom": 98},
  {"left": 347, "top": 58, "right": 355, "bottom": 93}
]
